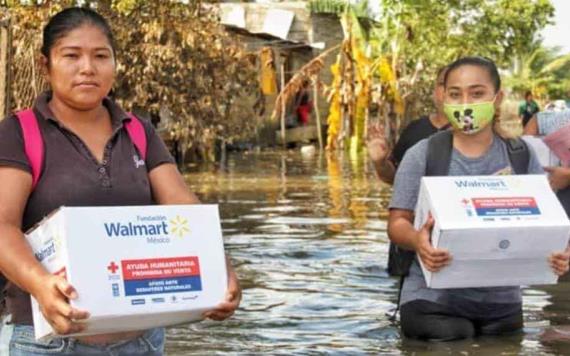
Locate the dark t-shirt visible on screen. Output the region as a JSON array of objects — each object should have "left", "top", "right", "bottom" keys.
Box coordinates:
[
  {"left": 0, "top": 92, "right": 175, "bottom": 324},
  {"left": 390, "top": 116, "right": 447, "bottom": 167}
]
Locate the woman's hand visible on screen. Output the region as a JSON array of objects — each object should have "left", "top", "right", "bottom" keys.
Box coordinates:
[
  {"left": 33, "top": 275, "right": 90, "bottom": 335},
  {"left": 549, "top": 249, "right": 570, "bottom": 276},
  {"left": 204, "top": 262, "right": 241, "bottom": 321},
  {"left": 367, "top": 123, "right": 389, "bottom": 163},
  {"left": 413, "top": 215, "right": 451, "bottom": 272},
  {"left": 544, "top": 166, "right": 570, "bottom": 191}
]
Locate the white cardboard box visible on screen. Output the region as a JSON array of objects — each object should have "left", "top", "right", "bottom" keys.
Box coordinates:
[
  {"left": 521, "top": 135, "right": 560, "bottom": 167},
  {"left": 414, "top": 175, "right": 570, "bottom": 289},
  {"left": 25, "top": 205, "right": 227, "bottom": 340}
]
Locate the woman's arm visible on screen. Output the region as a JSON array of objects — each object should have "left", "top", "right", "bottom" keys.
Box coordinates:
[
  {"left": 0, "top": 167, "right": 88, "bottom": 334},
  {"left": 388, "top": 209, "right": 451, "bottom": 272},
  {"left": 148, "top": 163, "right": 241, "bottom": 319},
  {"left": 148, "top": 163, "right": 200, "bottom": 204}
]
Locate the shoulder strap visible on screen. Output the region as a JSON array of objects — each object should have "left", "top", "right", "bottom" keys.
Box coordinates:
[
  {"left": 503, "top": 137, "right": 529, "bottom": 175},
  {"left": 124, "top": 113, "right": 147, "bottom": 161},
  {"left": 15, "top": 109, "right": 44, "bottom": 190},
  {"left": 426, "top": 130, "right": 453, "bottom": 176},
  {"left": 13, "top": 111, "right": 149, "bottom": 190}
]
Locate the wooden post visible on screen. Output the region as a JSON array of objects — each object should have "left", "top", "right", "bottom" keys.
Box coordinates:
[
  {"left": 0, "top": 18, "right": 10, "bottom": 118},
  {"left": 30, "top": 45, "right": 37, "bottom": 98},
  {"left": 280, "top": 62, "right": 286, "bottom": 148},
  {"left": 312, "top": 77, "right": 323, "bottom": 150}
]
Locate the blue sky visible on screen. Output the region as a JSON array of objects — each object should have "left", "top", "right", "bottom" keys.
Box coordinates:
[{"left": 541, "top": 0, "right": 570, "bottom": 54}]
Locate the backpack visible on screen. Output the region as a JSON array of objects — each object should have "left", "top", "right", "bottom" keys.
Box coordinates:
[
  {"left": 0, "top": 109, "right": 148, "bottom": 309},
  {"left": 387, "top": 130, "right": 530, "bottom": 277}
]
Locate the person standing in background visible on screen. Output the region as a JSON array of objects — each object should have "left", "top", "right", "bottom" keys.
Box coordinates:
[{"left": 519, "top": 91, "right": 540, "bottom": 128}]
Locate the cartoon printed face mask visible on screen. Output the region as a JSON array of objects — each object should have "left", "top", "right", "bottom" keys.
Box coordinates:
[{"left": 443, "top": 99, "right": 496, "bottom": 135}]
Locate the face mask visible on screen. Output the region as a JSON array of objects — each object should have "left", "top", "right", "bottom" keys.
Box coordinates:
[{"left": 443, "top": 98, "right": 496, "bottom": 135}]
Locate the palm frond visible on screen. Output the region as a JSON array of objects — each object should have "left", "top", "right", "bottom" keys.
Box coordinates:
[
  {"left": 542, "top": 54, "right": 570, "bottom": 73},
  {"left": 271, "top": 45, "right": 341, "bottom": 120}
]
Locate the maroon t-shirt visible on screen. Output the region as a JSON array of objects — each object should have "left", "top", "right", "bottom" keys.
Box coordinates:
[{"left": 0, "top": 92, "right": 175, "bottom": 324}]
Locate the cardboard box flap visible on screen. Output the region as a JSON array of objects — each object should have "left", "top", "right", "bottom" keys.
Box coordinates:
[{"left": 422, "top": 175, "right": 569, "bottom": 230}]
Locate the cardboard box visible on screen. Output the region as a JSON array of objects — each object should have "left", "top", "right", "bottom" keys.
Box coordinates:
[
  {"left": 521, "top": 135, "right": 560, "bottom": 167},
  {"left": 544, "top": 124, "right": 570, "bottom": 166},
  {"left": 414, "top": 175, "right": 570, "bottom": 289},
  {"left": 26, "top": 205, "right": 227, "bottom": 340}
]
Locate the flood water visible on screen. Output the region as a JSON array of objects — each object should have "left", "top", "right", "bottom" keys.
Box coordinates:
[{"left": 166, "top": 149, "right": 570, "bottom": 355}]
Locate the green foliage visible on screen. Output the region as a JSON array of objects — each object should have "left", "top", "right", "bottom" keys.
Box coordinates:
[
  {"left": 305, "top": 0, "right": 556, "bottom": 122},
  {"left": 101, "top": 1, "right": 260, "bottom": 154},
  {"left": 307, "top": 0, "right": 370, "bottom": 18},
  {"left": 505, "top": 43, "right": 570, "bottom": 100},
  {"left": 370, "top": 0, "right": 555, "bottom": 121},
  {"left": 5, "top": 0, "right": 260, "bottom": 158}
]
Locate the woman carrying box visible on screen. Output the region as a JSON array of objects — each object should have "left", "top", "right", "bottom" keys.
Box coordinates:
[
  {"left": 0, "top": 7, "right": 240, "bottom": 355},
  {"left": 523, "top": 110, "right": 570, "bottom": 218},
  {"left": 387, "top": 56, "right": 570, "bottom": 341}
]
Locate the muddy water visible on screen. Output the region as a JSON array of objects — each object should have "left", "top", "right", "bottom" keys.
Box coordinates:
[{"left": 165, "top": 150, "right": 570, "bottom": 355}]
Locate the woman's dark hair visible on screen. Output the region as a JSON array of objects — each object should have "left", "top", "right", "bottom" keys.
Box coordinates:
[
  {"left": 525, "top": 90, "right": 533, "bottom": 99},
  {"left": 41, "top": 7, "right": 115, "bottom": 60},
  {"left": 435, "top": 65, "right": 449, "bottom": 86},
  {"left": 444, "top": 56, "right": 501, "bottom": 93},
  {"left": 436, "top": 65, "right": 449, "bottom": 81}
]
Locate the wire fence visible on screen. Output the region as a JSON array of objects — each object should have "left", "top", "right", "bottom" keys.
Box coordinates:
[{"left": 10, "top": 24, "right": 48, "bottom": 111}]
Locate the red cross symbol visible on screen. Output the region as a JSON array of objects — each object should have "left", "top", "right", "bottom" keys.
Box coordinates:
[{"left": 107, "top": 262, "right": 119, "bottom": 274}]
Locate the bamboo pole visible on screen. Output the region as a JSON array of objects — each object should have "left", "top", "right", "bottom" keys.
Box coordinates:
[
  {"left": 0, "top": 19, "right": 9, "bottom": 118},
  {"left": 312, "top": 77, "right": 323, "bottom": 150},
  {"left": 30, "top": 45, "right": 37, "bottom": 98},
  {"left": 280, "top": 62, "right": 286, "bottom": 148}
]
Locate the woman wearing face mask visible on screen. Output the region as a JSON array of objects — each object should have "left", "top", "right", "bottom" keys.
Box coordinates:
[{"left": 387, "top": 56, "right": 570, "bottom": 341}]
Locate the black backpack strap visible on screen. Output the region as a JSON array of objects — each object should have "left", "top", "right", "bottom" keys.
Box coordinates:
[
  {"left": 426, "top": 130, "right": 453, "bottom": 176},
  {"left": 388, "top": 276, "right": 405, "bottom": 322},
  {"left": 503, "top": 137, "right": 530, "bottom": 175}
]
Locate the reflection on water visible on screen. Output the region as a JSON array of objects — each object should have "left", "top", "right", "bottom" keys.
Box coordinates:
[{"left": 165, "top": 149, "right": 570, "bottom": 355}]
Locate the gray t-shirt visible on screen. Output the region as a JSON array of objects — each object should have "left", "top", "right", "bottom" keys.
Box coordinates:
[{"left": 389, "top": 134, "right": 544, "bottom": 307}]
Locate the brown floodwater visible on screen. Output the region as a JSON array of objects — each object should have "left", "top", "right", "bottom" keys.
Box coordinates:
[{"left": 165, "top": 149, "right": 570, "bottom": 355}]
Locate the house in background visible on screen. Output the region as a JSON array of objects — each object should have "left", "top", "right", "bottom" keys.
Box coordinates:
[{"left": 218, "top": 1, "right": 343, "bottom": 146}]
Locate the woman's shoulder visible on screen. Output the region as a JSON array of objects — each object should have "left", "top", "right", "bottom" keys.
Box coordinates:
[
  {"left": 403, "top": 115, "right": 431, "bottom": 132},
  {"left": 129, "top": 112, "right": 155, "bottom": 134},
  {"left": 399, "top": 137, "right": 430, "bottom": 167},
  {"left": 0, "top": 114, "right": 24, "bottom": 138},
  {"left": 0, "top": 114, "right": 30, "bottom": 171}
]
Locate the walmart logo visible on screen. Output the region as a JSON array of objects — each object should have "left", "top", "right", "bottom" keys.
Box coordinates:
[
  {"left": 104, "top": 221, "right": 168, "bottom": 237},
  {"left": 169, "top": 215, "right": 190, "bottom": 238},
  {"left": 35, "top": 240, "right": 56, "bottom": 262},
  {"left": 103, "top": 214, "right": 190, "bottom": 242},
  {"left": 454, "top": 178, "right": 507, "bottom": 189}
]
